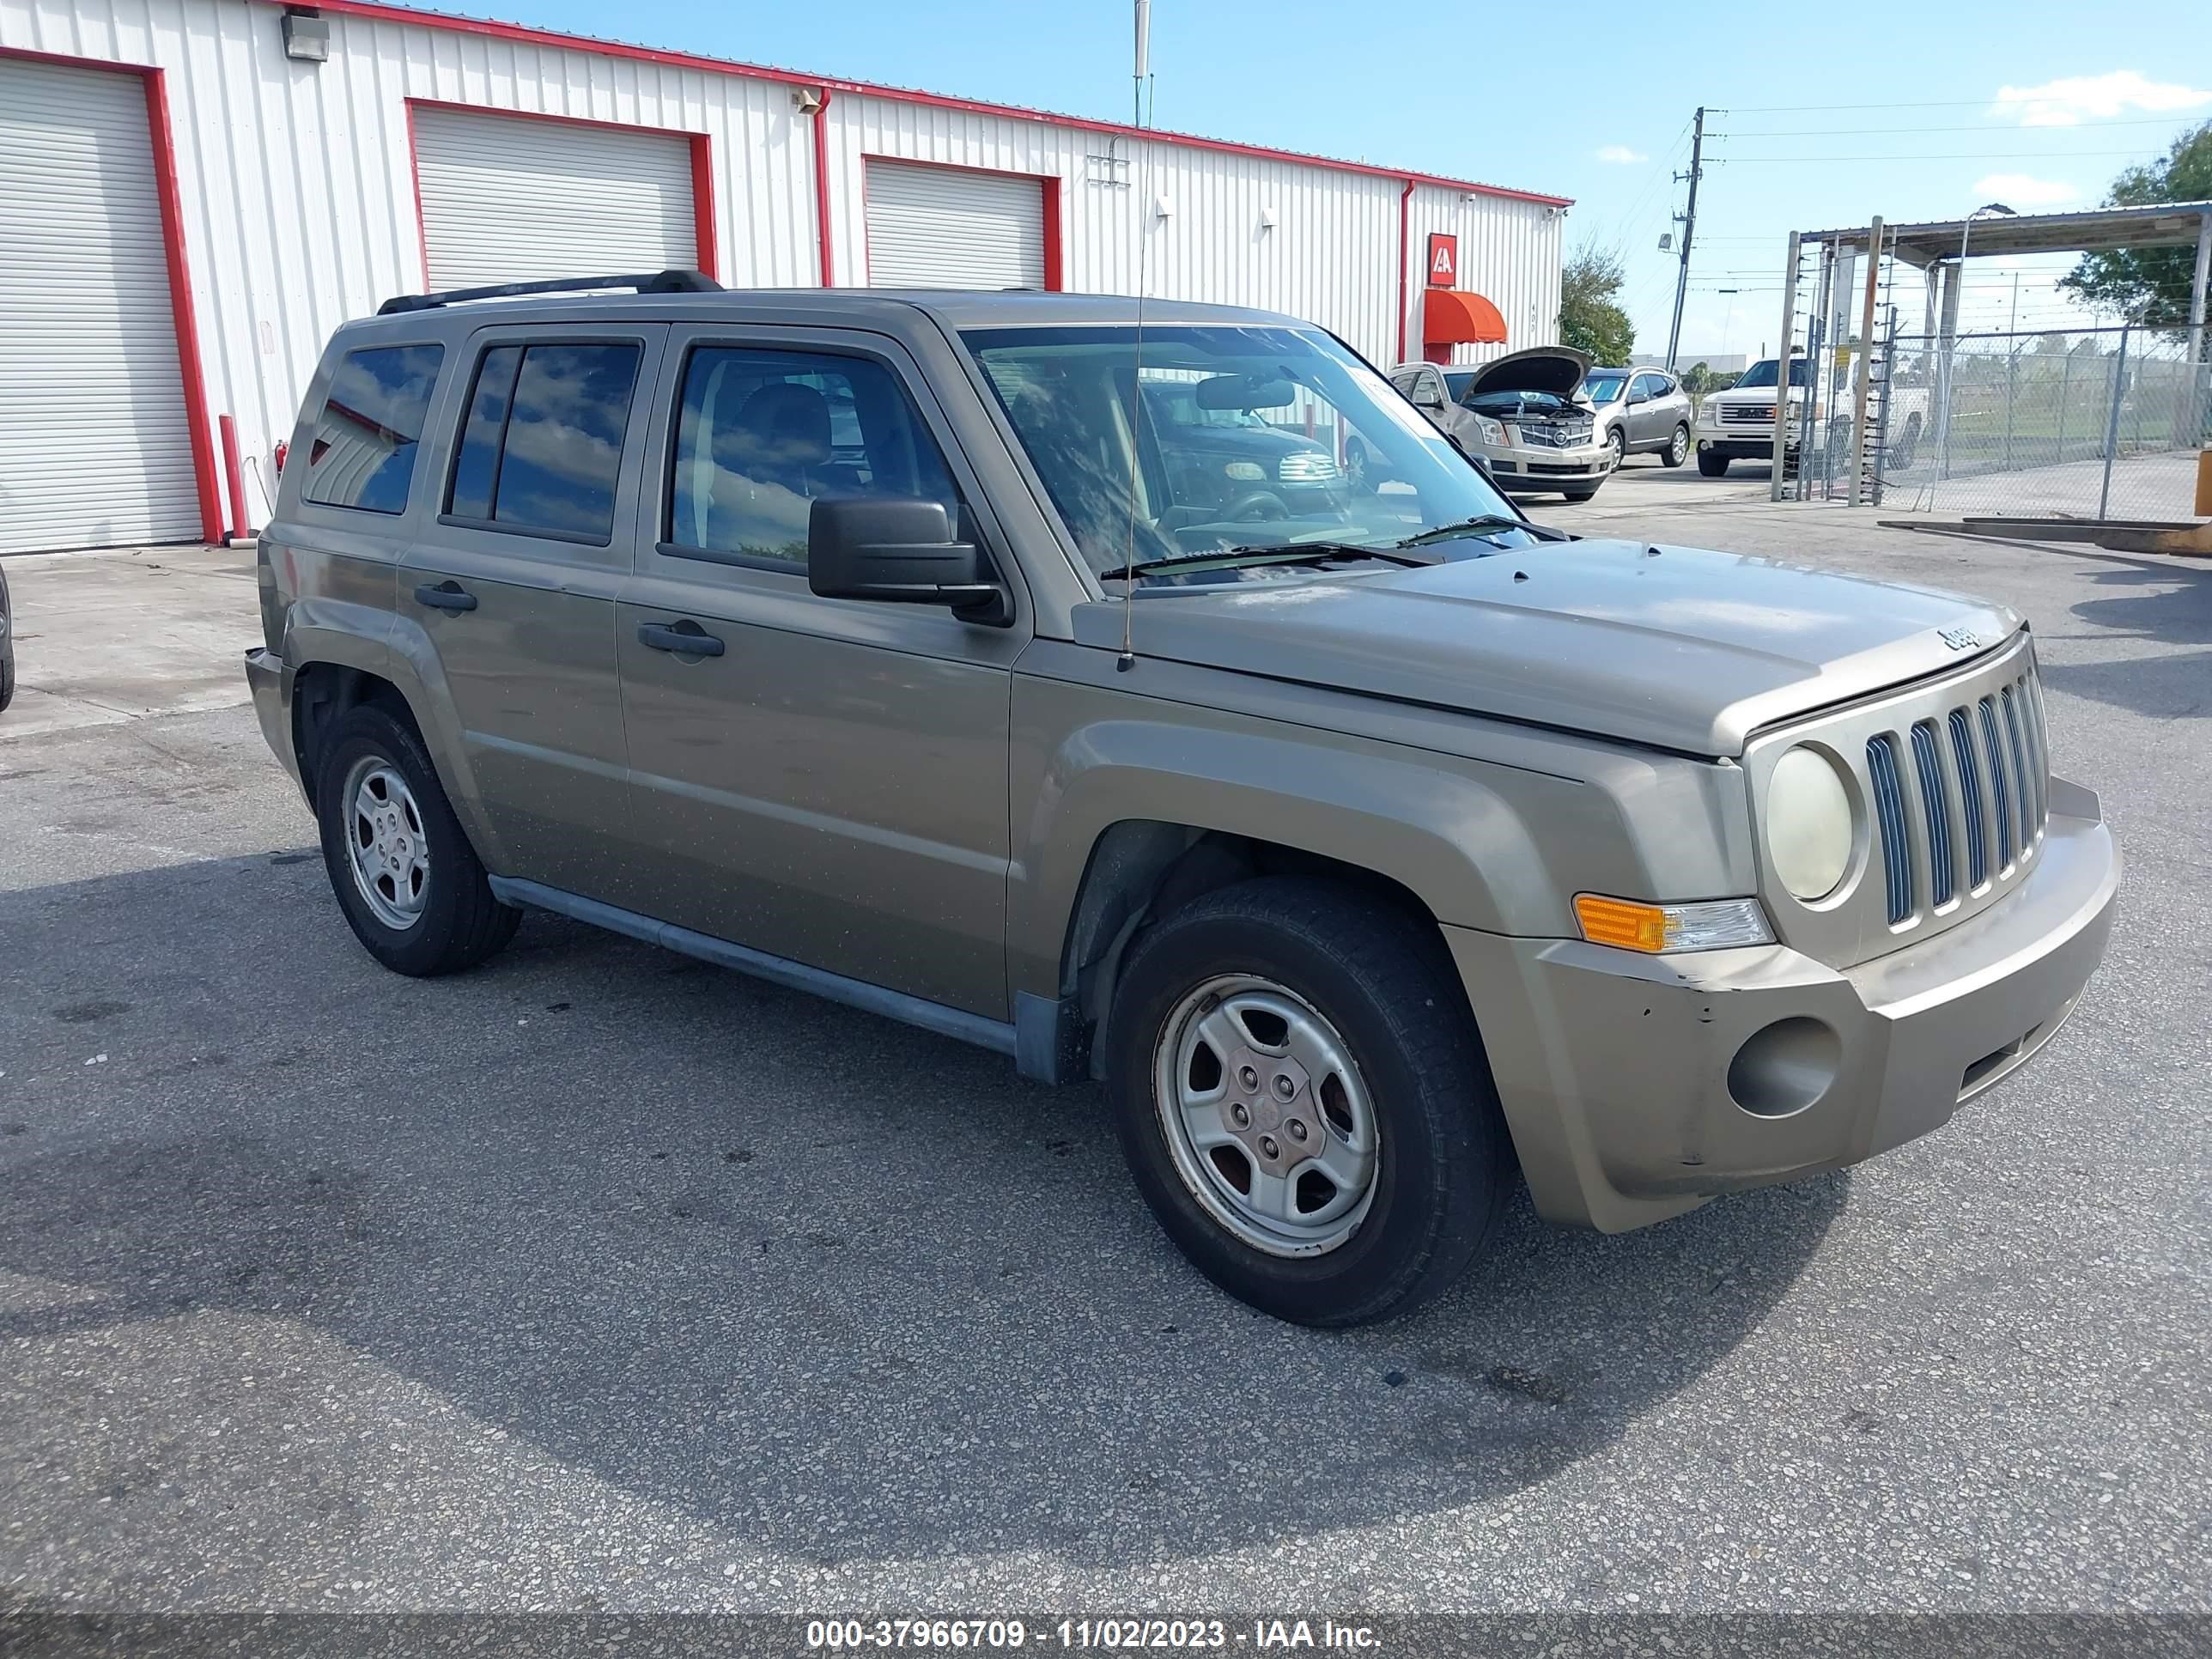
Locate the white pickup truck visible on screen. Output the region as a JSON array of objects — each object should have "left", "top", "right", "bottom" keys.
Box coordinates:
[{"left": 1695, "top": 356, "right": 1929, "bottom": 478}]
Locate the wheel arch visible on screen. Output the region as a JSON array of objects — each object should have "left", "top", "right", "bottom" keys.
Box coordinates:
[
  {"left": 285, "top": 622, "right": 505, "bottom": 870},
  {"left": 1012, "top": 726, "right": 1557, "bottom": 1082}
]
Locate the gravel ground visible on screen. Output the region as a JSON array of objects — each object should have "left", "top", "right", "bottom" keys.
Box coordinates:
[{"left": 1, "top": 482, "right": 2206, "bottom": 1627}]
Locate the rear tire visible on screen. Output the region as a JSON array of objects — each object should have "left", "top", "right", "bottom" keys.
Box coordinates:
[
  {"left": 1103, "top": 878, "right": 1512, "bottom": 1328},
  {"left": 313, "top": 702, "right": 519, "bottom": 977},
  {"left": 1663, "top": 423, "right": 1691, "bottom": 467},
  {"left": 1697, "top": 449, "right": 1729, "bottom": 477}
]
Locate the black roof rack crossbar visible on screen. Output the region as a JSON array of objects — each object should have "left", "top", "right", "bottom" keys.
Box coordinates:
[{"left": 377, "top": 269, "right": 722, "bottom": 315}]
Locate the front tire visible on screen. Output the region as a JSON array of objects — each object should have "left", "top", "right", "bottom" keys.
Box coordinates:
[
  {"left": 1607, "top": 428, "right": 1627, "bottom": 471},
  {"left": 1697, "top": 449, "right": 1729, "bottom": 477},
  {"left": 1103, "top": 878, "right": 1511, "bottom": 1327},
  {"left": 313, "top": 702, "right": 519, "bottom": 976},
  {"left": 1663, "top": 423, "right": 1691, "bottom": 467}
]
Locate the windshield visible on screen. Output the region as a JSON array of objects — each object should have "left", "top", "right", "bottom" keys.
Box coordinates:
[
  {"left": 1582, "top": 372, "right": 1628, "bottom": 404},
  {"left": 965, "top": 324, "right": 1525, "bottom": 578},
  {"left": 1735, "top": 358, "right": 1813, "bottom": 389}
]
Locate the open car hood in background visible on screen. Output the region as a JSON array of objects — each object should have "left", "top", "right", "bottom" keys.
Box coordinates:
[{"left": 1463, "top": 346, "right": 1592, "bottom": 402}]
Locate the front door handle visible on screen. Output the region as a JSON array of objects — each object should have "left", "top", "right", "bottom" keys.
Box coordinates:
[
  {"left": 638, "top": 618, "right": 726, "bottom": 658},
  {"left": 414, "top": 580, "right": 477, "bottom": 613}
]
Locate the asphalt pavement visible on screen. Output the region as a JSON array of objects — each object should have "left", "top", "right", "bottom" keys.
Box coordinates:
[{"left": 1, "top": 474, "right": 2206, "bottom": 1620}]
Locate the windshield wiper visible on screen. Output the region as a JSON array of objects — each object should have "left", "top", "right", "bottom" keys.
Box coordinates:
[
  {"left": 1395, "top": 514, "right": 1532, "bottom": 549},
  {"left": 1121, "top": 542, "right": 1438, "bottom": 578}
]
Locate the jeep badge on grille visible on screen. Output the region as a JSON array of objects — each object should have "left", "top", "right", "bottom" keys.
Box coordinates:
[{"left": 1940, "top": 626, "right": 1983, "bottom": 652}]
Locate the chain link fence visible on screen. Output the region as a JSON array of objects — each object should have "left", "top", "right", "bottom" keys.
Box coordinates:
[{"left": 1876, "top": 325, "right": 2209, "bottom": 520}]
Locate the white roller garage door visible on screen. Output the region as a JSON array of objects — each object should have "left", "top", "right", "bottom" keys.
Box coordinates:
[
  {"left": 412, "top": 107, "right": 700, "bottom": 289},
  {"left": 865, "top": 161, "right": 1046, "bottom": 290},
  {"left": 0, "top": 57, "right": 200, "bottom": 554}
]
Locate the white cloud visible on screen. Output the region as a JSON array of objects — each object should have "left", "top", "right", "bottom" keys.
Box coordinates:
[
  {"left": 1594, "top": 144, "right": 1648, "bottom": 164},
  {"left": 1991, "top": 70, "right": 2212, "bottom": 126},
  {"left": 1972, "top": 173, "right": 2081, "bottom": 207}
]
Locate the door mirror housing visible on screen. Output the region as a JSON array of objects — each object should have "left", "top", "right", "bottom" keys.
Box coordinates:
[{"left": 808, "top": 498, "right": 1011, "bottom": 624}]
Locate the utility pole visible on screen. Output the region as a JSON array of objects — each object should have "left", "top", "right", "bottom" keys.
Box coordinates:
[{"left": 1665, "top": 106, "right": 1705, "bottom": 370}]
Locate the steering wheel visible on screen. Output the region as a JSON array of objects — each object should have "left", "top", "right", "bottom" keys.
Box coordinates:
[{"left": 1223, "top": 489, "right": 1291, "bottom": 523}]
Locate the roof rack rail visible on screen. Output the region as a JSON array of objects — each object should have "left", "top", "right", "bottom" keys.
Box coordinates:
[{"left": 376, "top": 269, "right": 722, "bottom": 315}]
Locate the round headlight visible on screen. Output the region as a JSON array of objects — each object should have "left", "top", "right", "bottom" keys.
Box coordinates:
[{"left": 1765, "top": 745, "right": 1855, "bottom": 901}]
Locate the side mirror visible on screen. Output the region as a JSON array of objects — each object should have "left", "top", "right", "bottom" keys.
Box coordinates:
[
  {"left": 1626, "top": 389, "right": 1649, "bottom": 405},
  {"left": 808, "top": 498, "right": 1011, "bottom": 625}
]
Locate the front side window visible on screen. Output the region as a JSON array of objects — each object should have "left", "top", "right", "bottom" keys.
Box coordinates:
[
  {"left": 666, "top": 346, "right": 961, "bottom": 566},
  {"left": 301, "top": 344, "right": 444, "bottom": 514},
  {"left": 445, "top": 341, "right": 641, "bottom": 542},
  {"left": 965, "top": 324, "right": 1524, "bottom": 578}
]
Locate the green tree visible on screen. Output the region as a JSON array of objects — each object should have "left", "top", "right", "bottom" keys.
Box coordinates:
[
  {"left": 1680, "top": 360, "right": 1715, "bottom": 394},
  {"left": 2060, "top": 120, "right": 2212, "bottom": 326},
  {"left": 1559, "top": 245, "right": 1636, "bottom": 365}
]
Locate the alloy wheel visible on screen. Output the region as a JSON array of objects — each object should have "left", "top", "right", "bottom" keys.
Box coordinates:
[
  {"left": 343, "top": 755, "right": 430, "bottom": 931},
  {"left": 1152, "top": 975, "right": 1380, "bottom": 1257}
]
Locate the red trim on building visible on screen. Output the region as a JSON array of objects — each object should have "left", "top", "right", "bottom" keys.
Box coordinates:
[
  {"left": 307, "top": 0, "right": 1570, "bottom": 208},
  {"left": 1041, "top": 178, "right": 1064, "bottom": 293},
  {"left": 687, "top": 131, "right": 719, "bottom": 279},
  {"left": 402, "top": 99, "right": 430, "bottom": 288},
  {"left": 142, "top": 66, "right": 227, "bottom": 544},
  {"left": 0, "top": 47, "right": 228, "bottom": 545},
  {"left": 859, "top": 155, "right": 1068, "bottom": 290},
  {"left": 811, "top": 91, "right": 836, "bottom": 286},
  {"left": 403, "top": 97, "right": 720, "bottom": 281},
  {"left": 1395, "top": 179, "right": 1414, "bottom": 365}
]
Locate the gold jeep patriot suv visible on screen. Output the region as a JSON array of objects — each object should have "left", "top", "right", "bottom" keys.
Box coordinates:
[{"left": 245, "top": 272, "right": 2119, "bottom": 1326}]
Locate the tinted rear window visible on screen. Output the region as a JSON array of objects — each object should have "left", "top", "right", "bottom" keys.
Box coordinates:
[
  {"left": 444, "top": 342, "right": 641, "bottom": 542},
  {"left": 301, "top": 345, "right": 444, "bottom": 514}
]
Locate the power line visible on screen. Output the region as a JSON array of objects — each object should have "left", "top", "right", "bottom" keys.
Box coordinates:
[
  {"left": 1717, "top": 114, "right": 2206, "bottom": 137},
  {"left": 1711, "top": 148, "right": 2160, "bottom": 162}
]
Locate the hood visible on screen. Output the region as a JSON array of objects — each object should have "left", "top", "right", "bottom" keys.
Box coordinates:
[
  {"left": 1463, "top": 345, "right": 1591, "bottom": 401},
  {"left": 1078, "top": 539, "right": 2021, "bottom": 756}
]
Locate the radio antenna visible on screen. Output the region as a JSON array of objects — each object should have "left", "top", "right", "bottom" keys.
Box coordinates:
[{"left": 1116, "top": 0, "right": 1154, "bottom": 672}]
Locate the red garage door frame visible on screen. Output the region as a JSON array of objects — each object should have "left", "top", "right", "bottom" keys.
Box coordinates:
[
  {"left": 401, "top": 98, "right": 720, "bottom": 290},
  {"left": 858, "top": 155, "right": 1066, "bottom": 292},
  {"left": 0, "top": 45, "right": 224, "bottom": 544}
]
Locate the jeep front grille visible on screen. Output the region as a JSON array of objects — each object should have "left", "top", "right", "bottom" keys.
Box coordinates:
[
  {"left": 1869, "top": 663, "right": 2050, "bottom": 933},
  {"left": 1747, "top": 630, "right": 2049, "bottom": 968}
]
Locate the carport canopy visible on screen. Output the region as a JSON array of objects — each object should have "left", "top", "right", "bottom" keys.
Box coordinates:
[
  {"left": 1802, "top": 200, "right": 2212, "bottom": 268},
  {"left": 1423, "top": 289, "right": 1509, "bottom": 348}
]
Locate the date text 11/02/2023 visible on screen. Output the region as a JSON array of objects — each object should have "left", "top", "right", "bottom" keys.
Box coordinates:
[{"left": 804, "top": 1619, "right": 1382, "bottom": 1650}]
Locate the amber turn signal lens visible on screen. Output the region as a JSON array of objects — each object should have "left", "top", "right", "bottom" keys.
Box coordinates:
[
  {"left": 1573, "top": 894, "right": 1774, "bottom": 955},
  {"left": 1573, "top": 894, "right": 1669, "bottom": 952}
]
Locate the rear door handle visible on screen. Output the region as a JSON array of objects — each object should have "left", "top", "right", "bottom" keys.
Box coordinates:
[
  {"left": 414, "top": 580, "right": 477, "bottom": 613},
  {"left": 638, "top": 619, "right": 726, "bottom": 658}
]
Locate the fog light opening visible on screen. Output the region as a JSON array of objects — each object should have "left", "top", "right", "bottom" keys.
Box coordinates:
[{"left": 1727, "top": 1017, "right": 1841, "bottom": 1119}]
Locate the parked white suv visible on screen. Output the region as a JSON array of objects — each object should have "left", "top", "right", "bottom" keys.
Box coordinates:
[{"left": 1697, "top": 355, "right": 1929, "bottom": 478}]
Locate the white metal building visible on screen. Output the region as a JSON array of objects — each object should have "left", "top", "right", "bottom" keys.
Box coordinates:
[{"left": 0, "top": 0, "right": 1569, "bottom": 553}]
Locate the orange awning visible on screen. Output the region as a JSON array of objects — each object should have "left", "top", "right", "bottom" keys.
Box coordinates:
[{"left": 1424, "top": 289, "right": 1508, "bottom": 347}]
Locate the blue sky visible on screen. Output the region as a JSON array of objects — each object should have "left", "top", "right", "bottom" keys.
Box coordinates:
[{"left": 483, "top": 0, "right": 2212, "bottom": 359}]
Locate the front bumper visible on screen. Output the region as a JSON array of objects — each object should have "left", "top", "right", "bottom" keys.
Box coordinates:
[
  {"left": 245, "top": 646, "right": 301, "bottom": 792},
  {"left": 1698, "top": 424, "right": 1791, "bottom": 460},
  {"left": 1486, "top": 441, "right": 1613, "bottom": 493},
  {"left": 1447, "top": 776, "right": 2119, "bottom": 1233}
]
